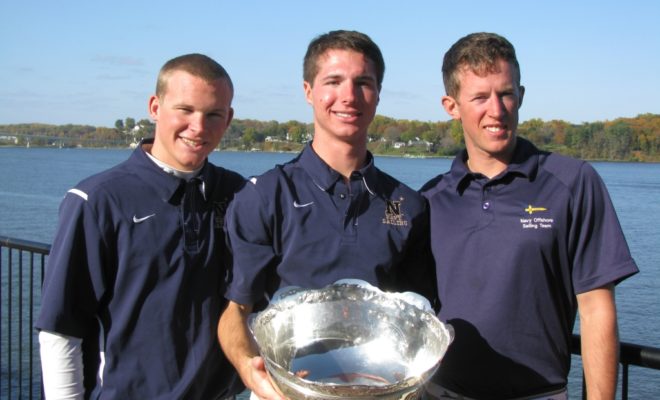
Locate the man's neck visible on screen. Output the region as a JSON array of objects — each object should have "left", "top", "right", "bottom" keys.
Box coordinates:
[
  {"left": 142, "top": 143, "right": 202, "bottom": 180},
  {"left": 465, "top": 144, "right": 516, "bottom": 179},
  {"left": 311, "top": 135, "right": 367, "bottom": 181}
]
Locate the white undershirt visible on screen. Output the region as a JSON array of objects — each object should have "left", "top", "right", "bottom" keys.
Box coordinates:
[
  {"left": 144, "top": 150, "right": 202, "bottom": 180},
  {"left": 39, "top": 331, "right": 85, "bottom": 399}
]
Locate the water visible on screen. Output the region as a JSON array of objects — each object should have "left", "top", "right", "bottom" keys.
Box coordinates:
[
  {"left": 1, "top": 147, "right": 659, "bottom": 397},
  {"left": 0, "top": 148, "right": 451, "bottom": 244}
]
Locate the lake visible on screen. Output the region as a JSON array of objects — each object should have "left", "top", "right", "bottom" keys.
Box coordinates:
[{"left": 1, "top": 147, "right": 658, "bottom": 397}]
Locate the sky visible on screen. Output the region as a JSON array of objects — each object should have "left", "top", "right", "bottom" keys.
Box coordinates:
[{"left": 1, "top": 0, "right": 658, "bottom": 128}]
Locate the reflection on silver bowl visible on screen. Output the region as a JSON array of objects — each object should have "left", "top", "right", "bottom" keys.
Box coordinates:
[{"left": 249, "top": 280, "right": 453, "bottom": 399}]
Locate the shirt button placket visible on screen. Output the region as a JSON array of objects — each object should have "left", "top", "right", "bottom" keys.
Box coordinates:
[
  {"left": 183, "top": 179, "right": 201, "bottom": 254},
  {"left": 482, "top": 185, "right": 491, "bottom": 211}
]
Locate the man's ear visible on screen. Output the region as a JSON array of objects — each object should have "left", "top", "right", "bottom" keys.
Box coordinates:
[
  {"left": 148, "top": 95, "right": 160, "bottom": 121},
  {"left": 225, "top": 107, "right": 234, "bottom": 129},
  {"left": 303, "top": 81, "right": 313, "bottom": 105},
  {"left": 518, "top": 85, "right": 525, "bottom": 109},
  {"left": 442, "top": 95, "right": 460, "bottom": 120}
]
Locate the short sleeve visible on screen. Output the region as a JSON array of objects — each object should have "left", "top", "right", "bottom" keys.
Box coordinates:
[
  {"left": 570, "top": 163, "right": 638, "bottom": 293},
  {"left": 224, "top": 182, "right": 277, "bottom": 305},
  {"left": 36, "top": 191, "right": 107, "bottom": 338}
]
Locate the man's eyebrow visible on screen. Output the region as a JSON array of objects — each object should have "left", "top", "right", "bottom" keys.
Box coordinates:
[
  {"left": 171, "top": 102, "right": 227, "bottom": 113},
  {"left": 320, "top": 73, "right": 376, "bottom": 82},
  {"left": 320, "top": 73, "right": 343, "bottom": 80},
  {"left": 354, "top": 74, "right": 377, "bottom": 82}
]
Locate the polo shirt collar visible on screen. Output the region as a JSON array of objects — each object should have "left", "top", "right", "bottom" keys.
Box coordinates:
[
  {"left": 133, "top": 138, "right": 213, "bottom": 203},
  {"left": 300, "top": 144, "right": 378, "bottom": 193},
  {"left": 507, "top": 137, "right": 540, "bottom": 179},
  {"left": 359, "top": 154, "right": 378, "bottom": 195},
  {"left": 448, "top": 137, "right": 541, "bottom": 194}
]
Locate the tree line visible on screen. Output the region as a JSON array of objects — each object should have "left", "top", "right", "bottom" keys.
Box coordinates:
[{"left": 1, "top": 113, "right": 658, "bottom": 162}]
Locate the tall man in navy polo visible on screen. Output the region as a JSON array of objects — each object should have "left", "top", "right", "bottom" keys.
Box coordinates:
[
  {"left": 218, "top": 30, "right": 433, "bottom": 400},
  {"left": 37, "top": 54, "right": 244, "bottom": 399},
  {"left": 421, "top": 33, "right": 638, "bottom": 399}
]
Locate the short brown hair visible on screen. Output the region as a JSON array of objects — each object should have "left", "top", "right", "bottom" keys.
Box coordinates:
[
  {"left": 156, "top": 53, "right": 234, "bottom": 99},
  {"left": 303, "top": 30, "right": 385, "bottom": 89},
  {"left": 442, "top": 32, "right": 520, "bottom": 98}
]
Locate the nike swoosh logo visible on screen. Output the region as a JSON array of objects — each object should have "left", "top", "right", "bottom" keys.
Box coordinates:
[
  {"left": 293, "top": 201, "right": 314, "bottom": 208},
  {"left": 133, "top": 214, "right": 155, "bottom": 223}
]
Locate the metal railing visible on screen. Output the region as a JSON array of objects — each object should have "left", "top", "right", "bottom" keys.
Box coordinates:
[
  {"left": 1, "top": 234, "right": 659, "bottom": 399},
  {"left": 572, "top": 334, "right": 660, "bottom": 399},
  {"left": 1, "top": 235, "right": 48, "bottom": 400}
]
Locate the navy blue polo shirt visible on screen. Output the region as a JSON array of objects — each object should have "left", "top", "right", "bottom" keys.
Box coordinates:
[
  {"left": 225, "top": 144, "right": 434, "bottom": 306},
  {"left": 421, "top": 138, "right": 638, "bottom": 398},
  {"left": 36, "top": 139, "right": 245, "bottom": 399}
]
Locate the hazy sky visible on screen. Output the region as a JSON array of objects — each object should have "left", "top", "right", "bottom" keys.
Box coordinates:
[{"left": 1, "top": 0, "right": 658, "bottom": 127}]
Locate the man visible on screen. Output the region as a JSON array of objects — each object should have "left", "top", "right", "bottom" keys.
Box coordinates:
[
  {"left": 218, "top": 30, "right": 433, "bottom": 400},
  {"left": 421, "top": 32, "right": 639, "bottom": 399},
  {"left": 36, "top": 53, "right": 245, "bottom": 399}
]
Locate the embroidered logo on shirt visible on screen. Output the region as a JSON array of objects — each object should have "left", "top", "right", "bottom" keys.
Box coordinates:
[
  {"left": 133, "top": 214, "right": 155, "bottom": 223},
  {"left": 520, "top": 205, "right": 554, "bottom": 230},
  {"left": 382, "top": 198, "right": 408, "bottom": 226},
  {"left": 524, "top": 204, "right": 548, "bottom": 214},
  {"left": 293, "top": 201, "right": 314, "bottom": 208}
]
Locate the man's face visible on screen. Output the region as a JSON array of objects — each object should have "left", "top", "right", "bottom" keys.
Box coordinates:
[
  {"left": 443, "top": 59, "right": 524, "bottom": 162},
  {"left": 148, "top": 70, "right": 233, "bottom": 171},
  {"left": 304, "top": 49, "right": 379, "bottom": 145}
]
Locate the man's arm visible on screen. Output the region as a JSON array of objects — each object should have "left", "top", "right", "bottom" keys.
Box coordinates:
[
  {"left": 576, "top": 284, "right": 618, "bottom": 400},
  {"left": 39, "top": 330, "right": 85, "bottom": 400},
  {"left": 218, "top": 301, "right": 285, "bottom": 400}
]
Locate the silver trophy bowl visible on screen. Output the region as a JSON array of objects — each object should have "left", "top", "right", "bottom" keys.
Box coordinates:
[{"left": 249, "top": 280, "right": 453, "bottom": 399}]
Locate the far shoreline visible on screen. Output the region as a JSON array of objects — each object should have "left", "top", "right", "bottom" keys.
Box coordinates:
[{"left": 2, "top": 144, "right": 658, "bottom": 163}]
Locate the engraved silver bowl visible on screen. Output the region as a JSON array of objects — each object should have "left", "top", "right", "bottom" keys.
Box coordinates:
[{"left": 249, "top": 280, "right": 453, "bottom": 399}]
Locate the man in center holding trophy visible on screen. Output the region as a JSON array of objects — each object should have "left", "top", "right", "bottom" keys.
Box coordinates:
[{"left": 218, "top": 29, "right": 435, "bottom": 400}]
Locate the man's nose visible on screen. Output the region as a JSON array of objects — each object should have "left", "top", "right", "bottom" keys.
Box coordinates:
[
  {"left": 189, "top": 113, "right": 207, "bottom": 132},
  {"left": 340, "top": 81, "right": 358, "bottom": 103},
  {"left": 487, "top": 95, "right": 506, "bottom": 117}
]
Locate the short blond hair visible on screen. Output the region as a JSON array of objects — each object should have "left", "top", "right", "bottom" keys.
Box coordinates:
[{"left": 156, "top": 53, "right": 234, "bottom": 99}]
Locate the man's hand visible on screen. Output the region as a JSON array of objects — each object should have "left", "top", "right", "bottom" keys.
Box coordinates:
[
  {"left": 247, "top": 356, "right": 286, "bottom": 400},
  {"left": 218, "top": 301, "right": 286, "bottom": 400}
]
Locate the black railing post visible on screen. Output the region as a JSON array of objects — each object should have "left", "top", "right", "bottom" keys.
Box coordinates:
[
  {"left": 8, "top": 248, "right": 13, "bottom": 400},
  {"left": 1, "top": 243, "right": 3, "bottom": 399},
  {"left": 622, "top": 364, "right": 629, "bottom": 400},
  {"left": 19, "top": 250, "right": 24, "bottom": 399},
  {"left": 29, "top": 252, "right": 36, "bottom": 399},
  {"left": 1, "top": 242, "right": 3, "bottom": 398}
]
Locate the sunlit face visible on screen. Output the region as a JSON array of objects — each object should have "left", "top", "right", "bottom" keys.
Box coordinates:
[
  {"left": 443, "top": 59, "right": 524, "bottom": 163},
  {"left": 148, "top": 70, "right": 233, "bottom": 171},
  {"left": 304, "top": 49, "right": 379, "bottom": 145}
]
